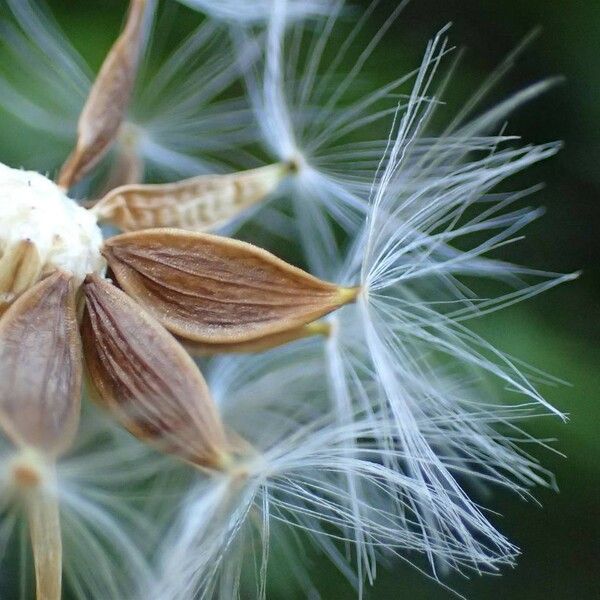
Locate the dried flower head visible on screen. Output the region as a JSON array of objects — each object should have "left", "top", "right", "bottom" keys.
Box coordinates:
[
  {"left": 0, "top": 2, "right": 365, "bottom": 594},
  {"left": 0, "top": 0, "right": 576, "bottom": 598}
]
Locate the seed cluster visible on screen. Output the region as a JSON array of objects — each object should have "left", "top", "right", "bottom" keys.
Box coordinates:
[{"left": 0, "top": 0, "right": 570, "bottom": 598}]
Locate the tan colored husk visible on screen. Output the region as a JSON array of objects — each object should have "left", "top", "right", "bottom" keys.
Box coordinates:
[
  {"left": 103, "top": 229, "right": 360, "bottom": 346},
  {"left": 181, "top": 321, "right": 331, "bottom": 356},
  {"left": 0, "top": 271, "right": 81, "bottom": 457},
  {"left": 57, "top": 0, "right": 148, "bottom": 189},
  {"left": 81, "top": 274, "right": 230, "bottom": 469},
  {"left": 0, "top": 240, "right": 43, "bottom": 315},
  {"left": 91, "top": 162, "right": 289, "bottom": 232}
]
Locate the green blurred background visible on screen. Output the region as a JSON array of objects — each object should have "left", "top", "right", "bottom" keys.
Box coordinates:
[{"left": 0, "top": 0, "right": 597, "bottom": 598}]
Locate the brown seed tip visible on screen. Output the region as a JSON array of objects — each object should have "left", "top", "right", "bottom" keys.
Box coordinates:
[
  {"left": 286, "top": 153, "right": 307, "bottom": 174},
  {"left": 212, "top": 451, "right": 252, "bottom": 483},
  {"left": 10, "top": 449, "right": 47, "bottom": 489},
  {"left": 336, "top": 286, "right": 361, "bottom": 306},
  {"left": 13, "top": 464, "right": 42, "bottom": 488}
]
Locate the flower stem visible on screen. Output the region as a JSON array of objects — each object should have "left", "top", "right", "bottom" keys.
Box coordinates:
[{"left": 27, "top": 473, "right": 62, "bottom": 600}]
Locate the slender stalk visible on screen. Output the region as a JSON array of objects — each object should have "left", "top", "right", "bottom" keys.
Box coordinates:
[{"left": 26, "top": 468, "right": 62, "bottom": 600}]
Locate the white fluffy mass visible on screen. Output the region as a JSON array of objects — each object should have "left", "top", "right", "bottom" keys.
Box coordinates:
[{"left": 0, "top": 163, "right": 104, "bottom": 284}]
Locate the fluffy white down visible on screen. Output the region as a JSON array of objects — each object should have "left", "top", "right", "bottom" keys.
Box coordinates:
[{"left": 0, "top": 163, "right": 104, "bottom": 285}]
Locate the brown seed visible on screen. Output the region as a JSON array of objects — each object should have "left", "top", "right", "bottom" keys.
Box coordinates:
[
  {"left": 0, "top": 239, "right": 43, "bottom": 315},
  {"left": 0, "top": 271, "right": 81, "bottom": 457},
  {"left": 92, "top": 163, "right": 289, "bottom": 232},
  {"left": 82, "top": 274, "right": 229, "bottom": 469},
  {"left": 102, "top": 229, "right": 359, "bottom": 347},
  {"left": 57, "top": 0, "right": 148, "bottom": 189}
]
